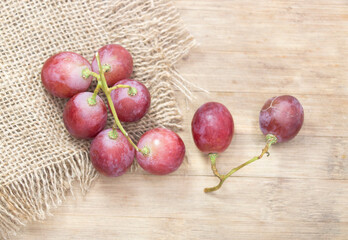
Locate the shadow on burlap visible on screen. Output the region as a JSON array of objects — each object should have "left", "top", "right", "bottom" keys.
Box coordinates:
[{"left": 0, "top": 0, "right": 196, "bottom": 238}]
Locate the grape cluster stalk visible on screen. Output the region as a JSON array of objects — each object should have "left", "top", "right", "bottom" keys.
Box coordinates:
[
  {"left": 204, "top": 134, "right": 277, "bottom": 193},
  {"left": 83, "top": 52, "right": 148, "bottom": 155}
]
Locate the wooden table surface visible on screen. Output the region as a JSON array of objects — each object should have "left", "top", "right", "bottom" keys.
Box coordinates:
[{"left": 17, "top": 1, "right": 348, "bottom": 239}]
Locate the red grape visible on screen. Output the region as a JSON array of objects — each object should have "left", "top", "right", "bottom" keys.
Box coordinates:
[
  {"left": 191, "top": 102, "right": 234, "bottom": 153},
  {"left": 91, "top": 44, "right": 133, "bottom": 87},
  {"left": 136, "top": 128, "right": 185, "bottom": 175},
  {"left": 90, "top": 129, "right": 135, "bottom": 177},
  {"left": 110, "top": 79, "right": 151, "bottom": 122},
  {"left": 41, "top": 52, "right": 92, "bottom": 98},
  {"left": 63, "top": 92, "right": 107, "bottom": 139},
  {"left": 259, "top": 95, "right": 304, "bottom": 143}
]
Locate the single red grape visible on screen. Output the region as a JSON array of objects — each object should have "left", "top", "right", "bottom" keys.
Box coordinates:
[
  {"left": 136, "top": 128, "right": 185, "bottom": 175},
  {"left": 41, "top": 52, "right": 92, "bottom": 98},
  {"left": 110, "top": 79, "right": 151, "bottom": 122},
  {"left": 259, "top": 95, "right": 304, "bottom": 143},
  {"left": 63, "top": 92, "right": 107, "bottom": 139},
  {"left": 90, "top": 129, "right": 135, "bottom": 177},
  {"left": 91, "top": 44, "right": 133, "bottom": 87},
  {"left": 191, "top": 102, "right": 234, "bottom": 153}
]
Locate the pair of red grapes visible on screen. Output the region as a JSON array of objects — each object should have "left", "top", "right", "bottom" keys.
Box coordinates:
[
  {"left": 41, "top": 44, "right": 185, "bottom": 177},
  {"left": 191, "top": 96, "right": 304, "bottom": 192}
]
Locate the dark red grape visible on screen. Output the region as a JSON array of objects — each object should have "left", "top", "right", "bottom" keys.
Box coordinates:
[
  {"left": 91, "top": 44, "right": 133, "bottom": 87},
  {"left": 41, "top": 52, "right": 92, "bottom": 98},
  {"left": 110, "top": 79, "right": 151, "bottom": 122},
  {"left": 136, "top": 128, "right": 185, "bottom": 175},
  {"left": 259, "top": 95, "right": 304, "bottom": 143},
  {"left": 191, "top": 102, "right": 234, "bottom": 153},
  {"left": 63, "top": 92, "right": 107, "bottom": 139},
  {"left": 90, "top": 129, "right": 135, "bottom": 177}
]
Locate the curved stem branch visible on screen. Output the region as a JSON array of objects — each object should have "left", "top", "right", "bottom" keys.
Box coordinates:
[
  {"left": 88, "top": 82, "right": 102, "bottom": 105},
  {"left": 109, "top": 84, "right": 132, "bottom": 91},
  {"left": 82, "top": 68, "right": 100, "bottom": 80},
  {"left": 204, "top": 178, "right": 225, "bottom": 193},
  {"left": 204, "top": 134, "right": 277, "bottom": 193},
  {"left": 109, "top": 84, "right": 137, "bottom": 96},
  {"left": 209, "top": 153, "right": 222, "bottom": 178}
]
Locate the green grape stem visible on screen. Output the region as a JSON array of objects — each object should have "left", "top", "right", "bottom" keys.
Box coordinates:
[
  {"left": 86, "top": 52, "right": 143, "bottom": 153},
  {"left": 204, "top": 134, "right": 278, "bottom": 193}
]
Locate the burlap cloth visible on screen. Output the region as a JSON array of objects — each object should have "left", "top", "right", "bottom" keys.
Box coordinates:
[{"left": 0, "top": 0, "right": 195, "bottom": 238}]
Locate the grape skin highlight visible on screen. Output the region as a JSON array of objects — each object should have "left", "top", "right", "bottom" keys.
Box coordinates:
[
  {"left": 191, "top": 102, "right": 234, "bottom": 153},
  {"left": 90, "top": 129, "right": 135, "bottom": 177},
  {"left": 110, "top": 79, "right": 151, "bottom": 122},
  {"left": 136, "top": 128, "right": 185, "bottom": 175},
  {"left": 41, "top": 52, "right": 92, "bottom": 98},
  {"left": 63, "top": 92, "right": 107, "bottom": 139},
  {"left": 259, "top": 95, "right": 304, "bottom": 143}
]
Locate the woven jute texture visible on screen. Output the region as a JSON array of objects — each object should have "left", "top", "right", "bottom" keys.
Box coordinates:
[{"left": 0, "top": 0, "right": 195, "bottom": 238}]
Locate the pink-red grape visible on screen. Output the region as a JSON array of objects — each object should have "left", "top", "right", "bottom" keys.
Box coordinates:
[
  {"left": 90, "top": 129, "right": 135, "bottom": 177},
  {"left": 259, "top": 95, "right": 304, "bottom": 143},
  {"left": 191, "top": 102, "right": 234, "bottom": 153},
  {"left": 63, "top": 92, "right": 107, "bottom": 139},
  {"left": 110, "top": 79, "right": 151, "bottom": 122},
  {"left": 136, "top": 128, "right": 185, "bottom": 175},
  {"left": 41, "top": 52, "right": 92, "bottom": 98},
  {"left": 91, "top": 44, "right": 133, "bottom": 87}
]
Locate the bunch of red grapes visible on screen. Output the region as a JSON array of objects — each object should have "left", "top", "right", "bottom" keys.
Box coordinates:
[
  {"left": 42, "top": 44, "right": 185, "bottom": 177},
  {"left": 42, "top": 44, "right": 304, "bottom": 193}
]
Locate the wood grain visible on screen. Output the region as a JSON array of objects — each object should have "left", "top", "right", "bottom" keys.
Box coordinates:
[{"left": 16, "top": 0, "right": 348, "bottom": 239}]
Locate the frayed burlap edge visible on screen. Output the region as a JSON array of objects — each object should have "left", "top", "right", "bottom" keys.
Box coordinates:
[{"left": 0, "top": 151, "right": 98, "bottom": 239}]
